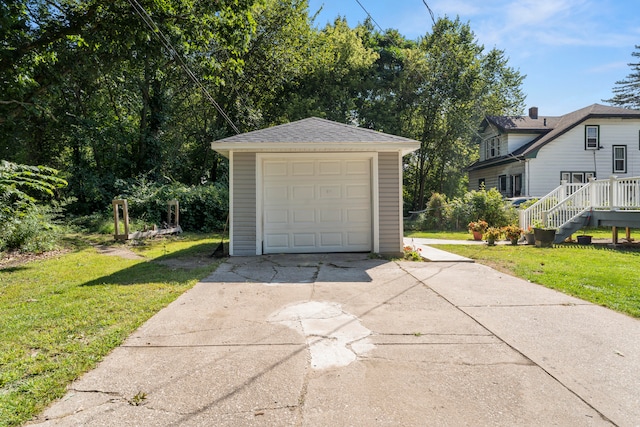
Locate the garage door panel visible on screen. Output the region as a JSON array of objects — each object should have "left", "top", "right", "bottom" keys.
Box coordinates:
[
  {"left": 346, "top": 160, "right": 368, "bottom": 175},
  {"left": 264, "top": 185, "right": 288, "bottom": 201},
  {"left": 320, "top": 232, "right": 342, "bottom": 246},
  {"left": 320, "top": 209, "right": 342, "bottom": 223},
  {"left": 293, "top": 233, "right": 316, "bottom": 247},
  {"left": 293, "top": 209, "right": 315, "bottom": 223},
  {"left": 292, "top": 161, "right": 314, "bottom": 176},
  {"left": 264, "top": 161, "right": 287, "bottom": 176},
  {"left": 318, "top": 161, "right": 341, "bottom": 175},
  {"left": 319, "top": 185, "right": 341, "bottom": 199},
  {"left": 346, "top": 208, "right": 369, "bottom": 223},
  {"left": 347, "top": 231, "right": 370, "bottom": 246},
  {"left": 265, "top": 209, "right": 288, "bottom": 224},
  {"left": 263, "top": 157, "right": 371, "bottom": 254},
  {"left": 292, "top": 185, "right": 314, "bottom": 201},
  {"left": 266, "top": 234, "right": 289, "bottom": 248},
  {"left": 346, "top": 184, "right": 369, "bottom": 198}
]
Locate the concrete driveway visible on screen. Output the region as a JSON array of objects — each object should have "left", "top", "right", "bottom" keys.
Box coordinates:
[{"left": 31, "top": 254, "right": 639, "bottom": 426}]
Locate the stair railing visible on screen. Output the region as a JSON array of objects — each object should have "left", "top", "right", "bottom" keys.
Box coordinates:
[
  {"left": 519, "top": 181, "right": 584, "bottom": 230},
  {"left": 520, "top": 176, "right": 640, "bottom": 232}
]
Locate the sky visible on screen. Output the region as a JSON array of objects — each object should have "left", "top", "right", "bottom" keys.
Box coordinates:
[{"left": 307, "top": 0, "right": 640, "bottom": 116}]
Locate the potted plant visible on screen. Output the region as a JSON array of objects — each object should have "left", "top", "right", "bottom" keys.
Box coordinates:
[
  {"left": 532, "top": 220, "right": 556, "bottom": 248},
  {"left": 577, "top": 228, "right": 593, "bottom": 245},
  {"left": 524, "top": 225, "right": 536, "bottom": 245},
  {"left": 503, "top": 224, "right": 523, "bottom": 245},
  {"left": 483, "top": 227, "right": 502, "bottom": 246},
  {"left": 468, "top": 220, "right": 488, "bottom": 241}
]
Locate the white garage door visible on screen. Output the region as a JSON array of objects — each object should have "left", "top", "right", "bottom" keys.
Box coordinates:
[{"left": 262, "top": 156, "right": 372, "bottom": 254}]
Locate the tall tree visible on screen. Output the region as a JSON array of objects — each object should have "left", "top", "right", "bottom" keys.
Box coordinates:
[
  {"left": 605, "top": 45, "right": 640, "bottom": 110},
  {"left": 0, "top": 0, "right": 258, "bottom": 212},
  {"left": 402, "top": 17, "right": 524, "bottom": 209}
]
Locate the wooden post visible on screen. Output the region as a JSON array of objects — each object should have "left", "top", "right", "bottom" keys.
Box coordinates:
[
  {"left": 167, "top": 200, "right": 179, "bottom": 227},
  {"left": 113, "top": 199, "right": 130, "bottom": 240},
  {"left": 612, "top": 226, "right": 618, "bottom": 245},
  {"left": 626, "top": 227, "right": 632, "bottom": 242}
]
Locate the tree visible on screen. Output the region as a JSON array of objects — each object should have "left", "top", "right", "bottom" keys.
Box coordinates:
[
  {"left": 0, "top": 0, "right": 258, "bottom": 213},
  {"left": 401, "top": 17, "right": 524, "bottom": 210},
  {"left": 605, "top": 45, "right": 640, "bottom": 110}
]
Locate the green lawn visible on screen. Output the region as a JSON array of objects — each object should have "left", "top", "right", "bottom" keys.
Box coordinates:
[
  {"left": 438, "top": 243, "right": 640, "bottom": 318},
  {"left": 0, "top": 233, "right": 223, "bottom": 427}
]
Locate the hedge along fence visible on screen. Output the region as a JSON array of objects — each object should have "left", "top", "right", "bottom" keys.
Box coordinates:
[{"left": 114, "top": 181, "right": 229, "bottom": 233}]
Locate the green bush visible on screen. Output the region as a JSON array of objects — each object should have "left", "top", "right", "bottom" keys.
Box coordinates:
[
  {"left": 406, "top": 187, "right": 516, "bottom": 231},
  {"left": 0, "top": 204, "right": 63, "bottom": 253},
  {"left": 113, "top": 178, "right": 228, "bottom": 233}
]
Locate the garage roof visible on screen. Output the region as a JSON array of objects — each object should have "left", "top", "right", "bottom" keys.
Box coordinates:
[{"left": 211, "top": 117, "right": 420, "bottom": 157}]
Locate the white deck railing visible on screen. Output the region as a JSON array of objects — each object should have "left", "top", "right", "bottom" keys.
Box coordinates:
[{"left": 519, "top": 176, "right": 640, "bottom": 230}]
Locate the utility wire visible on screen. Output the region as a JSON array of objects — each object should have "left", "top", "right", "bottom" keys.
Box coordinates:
[
  {"left": 126, "top": 0, "right": 241, "bottom": 134},
  {"left": 422, "top": 0, "right": 436, "bottom": 26}
]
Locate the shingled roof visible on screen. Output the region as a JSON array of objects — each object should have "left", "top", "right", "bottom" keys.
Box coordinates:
[
  {"left": 519, "top": 104, "right": 640, "bottom": 157},
  {"left": 468, "top": 103, "right": 640, "bottom": 171},
  {"left": 484, "top": 115, "right": 561, "bottom": 133},
  {"left": 211, "top": 117, "right": 420, "bottom": 157}
]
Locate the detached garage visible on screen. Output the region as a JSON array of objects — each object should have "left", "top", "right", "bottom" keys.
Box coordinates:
[{"left": 211, "top": 117, "right": 420, "bottom": 256}]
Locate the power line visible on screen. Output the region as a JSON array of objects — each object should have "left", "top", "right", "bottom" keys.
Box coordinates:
[
  {"left": 422, "top": 0, "right": 436, "bottom": 26},
  {"left": 126, "top": 0, "right": 241, "bottom": 134}
]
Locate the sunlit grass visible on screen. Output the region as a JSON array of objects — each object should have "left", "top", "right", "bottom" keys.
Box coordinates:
[
  {"left": 439, "top": 243, "right": 640, "bottom": 318},
  {"left": 0, "top": 233, "right": 223, "bottom": 426}
]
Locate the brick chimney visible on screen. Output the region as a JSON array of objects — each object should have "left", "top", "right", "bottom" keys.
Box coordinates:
[{"left": 529, "top": 107, "right": 538, "bottom": 119}]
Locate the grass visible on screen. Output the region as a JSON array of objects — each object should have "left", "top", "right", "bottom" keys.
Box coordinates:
[
  {"left": 0, "top": 233, "right": 224, "bottom": 427},
  {"left": 439, "top": 243, "right": 640, "bottom": 318},
  {"left": 405, "top": 230, "right": 472, "bottom": 240},
  {"left": 405, "top": 227, "right": 634, "bottom": 241}
]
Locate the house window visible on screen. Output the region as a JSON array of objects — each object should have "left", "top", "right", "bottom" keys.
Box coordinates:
[
  {"left": 498, "top": 175, "right": 507, "bottom": 193},
  {"left": 613, "top": 145, "right": 627, "bottom": 173},
  {"left": 478, "top": 178, "right": 486, "bottom": 189},
  {"left": 560, "top": 171, "right": 596, "bottom": 184},
  {"left": 585, "top": 125, "right": 599, "bottom": 149},
  {"left": 511, "top": 174, "right": 522, "bottom": 196},
  {"left": 483, "top": 137, "right": 501, "bottom": 159}
]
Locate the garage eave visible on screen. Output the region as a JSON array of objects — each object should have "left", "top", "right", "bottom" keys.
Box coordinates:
[{"left": 212, "top": 141, "right": 420, "bottom": 157}]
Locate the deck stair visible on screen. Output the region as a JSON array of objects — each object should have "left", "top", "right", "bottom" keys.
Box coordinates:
[{"left": 520, "top": 176, "right": 640, "bottom": 243}]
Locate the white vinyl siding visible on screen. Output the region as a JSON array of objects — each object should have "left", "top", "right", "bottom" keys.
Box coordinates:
[
  {"left": 528, "top": 118, "right": 640, "bottom": 196},
  {"left": 378, "top": 152, "right": 402, "bottom": 254},
  {"left": 231, "top": 152, "right": 256, "bottom": 256}
]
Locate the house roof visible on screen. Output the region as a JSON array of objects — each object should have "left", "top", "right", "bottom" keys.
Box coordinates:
[
  {"left": 211, "top": 117, "right": 421, "bottom": 157},
  {"left": 519, "top": 104, "right": 640, "bottom": 157},
  {"left": 468, "top": 103, "right": 640, "bottom": 171},
  {"left": 483, "top": 115, "right": 561, "bottom": 133}
]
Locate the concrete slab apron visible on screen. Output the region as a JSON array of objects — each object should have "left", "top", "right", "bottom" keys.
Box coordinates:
[{"left": 32, "top": 255, "right": 629, "bottom": 426}]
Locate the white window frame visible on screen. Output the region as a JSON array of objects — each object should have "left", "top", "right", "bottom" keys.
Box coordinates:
[
  {"left": 585, "top": 125, "right": 599, "bottom": 150},
  {"left": 613, "top": 145, "right": 627, "bottom": 173},
  {"left": 560, "top": 171, "right": 596, "bottom": 184}
]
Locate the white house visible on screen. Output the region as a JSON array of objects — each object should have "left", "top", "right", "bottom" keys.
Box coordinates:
[
  {"left": 211, "top": 117, "right": 419, "bottom": 256},
  {"left": 467, "top": 104, "right": 640, "bottom": 197}
]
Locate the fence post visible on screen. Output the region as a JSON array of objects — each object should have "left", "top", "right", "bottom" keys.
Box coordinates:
[
  {"left": 560, "top": 179, "right": 568, "bottom": 199},
  {"left": 609, "top": 176, "right": 618, "bottom": 209},
  {"left": 588, "top": 177, "right": 597, "bottom": 208}
]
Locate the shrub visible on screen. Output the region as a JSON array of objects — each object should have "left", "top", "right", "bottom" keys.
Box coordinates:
[
  {"left": 422, "top": 192, "right": 447, "bottom": 230},
  {"left": 0, "top": 204, "right": 63, "bottom": 253},
  {"left": 113, "top": 178, "right": 228, "bottom": 233}
]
